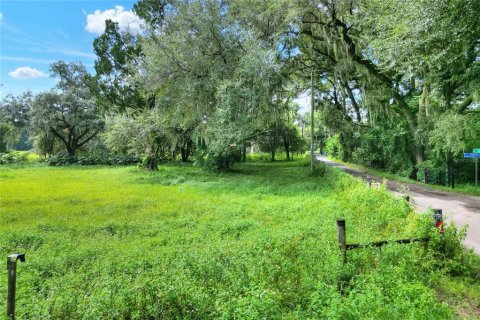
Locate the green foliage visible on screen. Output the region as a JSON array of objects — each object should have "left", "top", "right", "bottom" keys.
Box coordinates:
[
  {"left": 0, "top": 123, "right": 14, "bottom": 152},
  {"left": 430, "top": 111, "right": 478, "bottom": 158},
  {"left": 133, "top": 0, "right": 167, "bottom": 30},
  {"left": 0, "top": 151, "right": 29, "bottom": 164},
  {"left": 325, "top": 135, "right": 343, "bottom": 159},
  {"left": 89, "top": 20, "right": 146, "bottom": 112},
  {"left": 103, "top": 110, "right": 166, "bottom": 170},
  {"left": 311, "top": 159, "right": 327, "bottom": 177},
  {"left": 138, "top": 0, "right": 283, "bottom": 170},
  {"left": 1, "top": 160, "right": 478, "bottom": 318},
  {"left": 350, "top": 121, "right": 415, "bottom": 177},
  {"left": 246, "top": 152, "right": 304, "bottom": 162},
  {"left": 31, "top": 88, "right": 104, "bottom": 157},
  {"left": 0, "top": 91, "right": 34, "bottom": 151},
  {"left": 293, "top": 0, "right": 480, "bottom": 186},
  {"left": 42, "top": 153, "right": 139, "bottom": 166}
]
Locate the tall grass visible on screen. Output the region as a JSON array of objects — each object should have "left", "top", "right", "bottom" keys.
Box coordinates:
[{"left": 0, "top": 160, "right": 478, "bottom": 319}]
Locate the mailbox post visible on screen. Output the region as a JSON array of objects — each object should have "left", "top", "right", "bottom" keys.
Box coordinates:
[{"left": 433, "top": 209, "right": 443, "bottom": 234}]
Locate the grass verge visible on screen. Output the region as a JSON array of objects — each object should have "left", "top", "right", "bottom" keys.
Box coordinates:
[{"left": 327, "top": 157, "right": 480, "bottom": 197}]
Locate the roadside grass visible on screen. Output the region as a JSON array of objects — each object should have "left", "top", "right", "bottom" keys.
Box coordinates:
[
  {"left": 0, "top": 159, "right": 479, "bottom": 318},
  {"left": 327, "top": 157, "right": 480, "bottom": 197}
]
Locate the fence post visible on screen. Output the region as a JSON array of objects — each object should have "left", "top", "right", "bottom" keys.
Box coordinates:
[
  {"left": 337, "top": 219, "right": 347, "bottom": 264},
  {"left": 7, "top": 253, "right": 25, "bottom": 320}
]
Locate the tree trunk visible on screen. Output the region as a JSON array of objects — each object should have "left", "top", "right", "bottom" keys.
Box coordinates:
[
  {"left": 446, "top": 152, "right": 454, "bottom": 188},
  {"left": 217, "top": 157, "right": 230, "bottom": 171},
  {"left": 67, "top": 146, "right": 76, "bottom": 158},
  {"left": 395, "top": 95, "right": 424, "bottom": 172},
  {"left": 146, "top": 156, "right": 158, "bottom": 171},
  {"left": 419, "top": 82, "right": 429, "bottom": 120},
  {"left": 180, "top": 138, "right": 193, "bottom": 162},
  {"left": 270, "top": 130, "right": 277, "bottom": 161},
  {"left": 283, "top": 135, "right": 290, "bottom": 161},
  {"left": 180, "top": 147, "right": 188, "bottom": 162}
]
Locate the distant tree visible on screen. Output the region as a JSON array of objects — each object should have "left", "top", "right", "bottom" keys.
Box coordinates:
[
  {"left": 0, "top": 92, "right": 34, "bottom": 151},
  {"left": 31, "top": 90, "right": 103, "bottom": 157},
  {"left": 138, "top": 0, "right": 282, "bottom": 170},
  {"left": 29, "top": 61, "right": 104, "bottom": 158},
  {"left": 103, "top": 109, "right": 165, "bottom": 170},
  {"left": 258, "top": 123, "right": 281, "bottom": 161},
  {"left": 282, "top": 124, "right": 307, "bottom": 160}
]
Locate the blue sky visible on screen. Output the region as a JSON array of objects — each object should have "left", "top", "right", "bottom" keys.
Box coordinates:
[{"left": 0, "top": 0, "right": 140, "bottom": 98}]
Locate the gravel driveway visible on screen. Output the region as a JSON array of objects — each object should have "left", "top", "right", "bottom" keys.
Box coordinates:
[{"left": 317, "top": 155, "right": 480, "bottom": 255}]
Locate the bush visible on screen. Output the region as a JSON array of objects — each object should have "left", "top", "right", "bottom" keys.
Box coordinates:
[
  {"left": 312, "top": 160, "right": 328, "bottom": 177},
  {"left": 43, "top": 154, "right": 140, "bottom": 166},
  {"left": 246, "top": 152, "right": 273, "bottom": 161},
  {"left": 416, "top": 160, "right": 446, "bottom": 185},
  {"left": 325, "top": 135, "right": 343, "bottom": 159},
  {"left": 0, "top": 151, "right": 29, "bottom": 164}
]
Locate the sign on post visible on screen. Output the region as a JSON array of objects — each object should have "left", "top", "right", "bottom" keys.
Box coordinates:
[
  {"left": 465, "top": 150, "right": 480, "bottom": 187},
  {"left": 463, "top": 153, "right": 480, "bottom": 158}
]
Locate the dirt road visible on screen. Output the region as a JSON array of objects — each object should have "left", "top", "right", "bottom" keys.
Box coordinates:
[{"left": 317, "top": 155, "right": 480, "bottom": 254}]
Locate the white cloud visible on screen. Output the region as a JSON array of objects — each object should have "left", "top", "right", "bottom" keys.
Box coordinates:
[
  {"left": 85, "top": 5, "right": 143, "bottom": 35},
  {"left": 58, "top": 49, "right": 96, "bottom": 59},
  {"left": 8, "top": 66, "right": 48, "bottom": 80},
  {"left": 0, "top": 12, "right": 3, "bottom": 23},
  {"left": 1, "top": 55, "right": 55, "bottom": 64}
]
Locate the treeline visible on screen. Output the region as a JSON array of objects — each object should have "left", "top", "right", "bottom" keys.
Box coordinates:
[
  {"left": 301, "top": 0, "right": 480, "bottom": 185},
  {"left": 1, "top": 0, "right": 479, "bottom": 178}
]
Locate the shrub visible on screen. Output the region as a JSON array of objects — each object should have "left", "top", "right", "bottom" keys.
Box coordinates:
[
  {"left": 42, "top": 153, "right": 139, "bottom": 166},
  {"left": 0, "top": 151, "right": 29, "bottom": 164},
  {"left": 325, "top": 135, "right": 343, "bottom": 159}
]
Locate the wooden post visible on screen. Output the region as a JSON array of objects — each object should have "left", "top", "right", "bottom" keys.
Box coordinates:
[
  {"left": 7, "top": 254, "right": 25, "bottom": 319},
  {"left": 337, "top": 219, "right": 347, "bottom": 264}
]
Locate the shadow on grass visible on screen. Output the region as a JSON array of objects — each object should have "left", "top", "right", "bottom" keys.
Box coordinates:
[{"left": 132, "top": 159, "right": 345, "bottom": 197}]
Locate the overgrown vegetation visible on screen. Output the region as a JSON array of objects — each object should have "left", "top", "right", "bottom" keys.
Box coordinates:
[
  {"left": 2, "top": 0, "right": 477, "bottom": 176},
  {"left": 1, "top": 160, "right": 479, "bottom": 319},
  {"left": 0, "top": 1, "right": 478, "bottom": 316}
]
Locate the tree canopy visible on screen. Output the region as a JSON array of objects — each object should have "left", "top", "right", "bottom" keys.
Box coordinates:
[{"left": 1, "top": 0, "right": 479, "bottom": 179}]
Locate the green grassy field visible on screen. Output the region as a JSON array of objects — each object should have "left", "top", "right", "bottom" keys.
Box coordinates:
[{"left": 1, "top": 160, "right": 479, "bottom": 319}]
